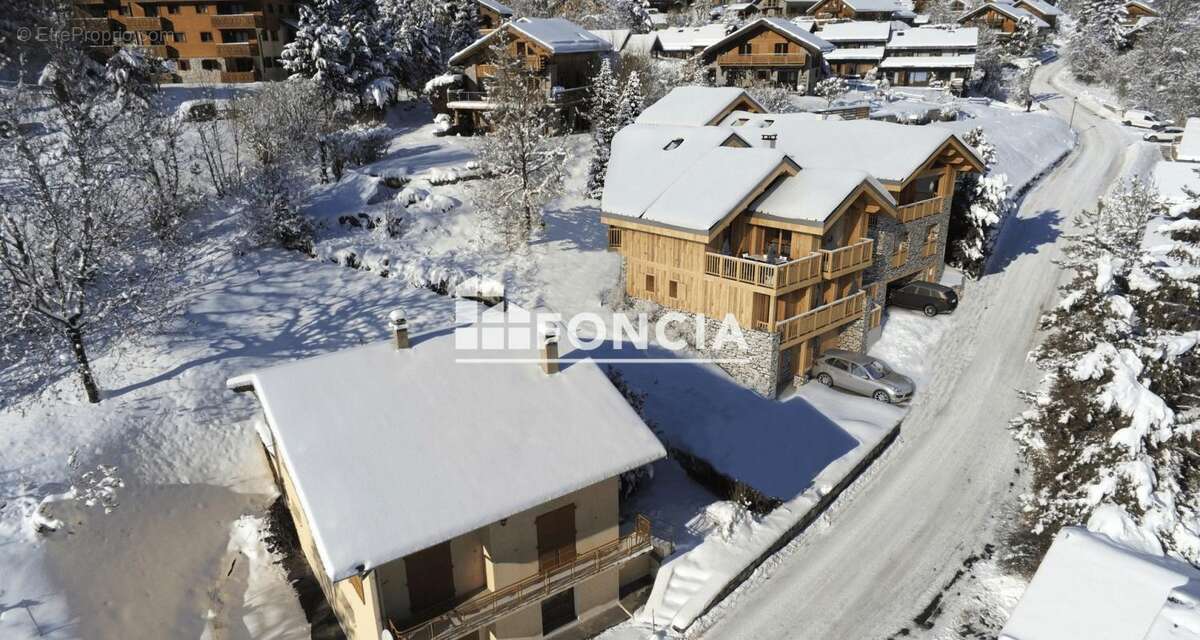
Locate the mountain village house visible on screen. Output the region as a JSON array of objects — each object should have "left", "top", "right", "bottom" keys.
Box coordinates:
[
  {"left": 959, "top": 2, "right": 1051, "bottom": 34},
  {"left": 73, "top": 0, "right": 297, "bottom": 82},
  {"left": 879, "top": 26, "right": 979, "bottom": 89},
  {"left": 1123, "top": 0, "right": 1159, "bottom": 24},
  {"left": 603, "top": 88, "right": 983, "bottom": 397},
  {"left": 443, "top": 17, "right": 612, "bottom": 133},
  {"left": 701, "top": 18, "right": 834, "bottom": 92},
  {"left": 655, "top": 24, "right": 730, "bottom": 59},
  {"left": 1008, "top": 0, "right": 1064, "bottom": 29},
  {"left": 475, "top": 0, "right": 515, "bottom": 33},
  {"left": 227, "top": 308, "right": 666, "bottom": 640},
  {"left": 816, "top": 21, "right": 892, "bottom": 78},
  {"left": 807, "top": 0, "right": 917, "bottom": 22},
  {"left": 758, "top": 0, "right": 822, "bottom": 18}
]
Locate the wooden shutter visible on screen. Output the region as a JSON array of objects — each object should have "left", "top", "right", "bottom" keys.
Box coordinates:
[
  {"left": 405, "top": 542, "right": 456, "bottom": 614},
  {"left": 535, "top": 504, "right": 577, "bottom": 572}
]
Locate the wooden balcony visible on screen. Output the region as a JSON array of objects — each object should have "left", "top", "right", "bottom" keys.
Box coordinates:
[
  {"left": 921, "top": 242, "right": 938, "bottom": 258},
  {"left": 705, "top": 252, "right": 823, "bottom": 292},
  {"left": 390, "top": 516, "right": 653, "bottom": 640},
  {"left": 716, "top": 52, "right": 808, "bottom": 67},
  {"left": 219, "top": 70, "right": 259, "bottom": 83},
  {"left": 121, "top": 16, "right": 164, "bottom": 30},
  {"left": 897, "top": 196, "right": 945, "bottom": 224},
  {"left": 777, "top": 290, "right": 867, "bottom": 348},
  {"left": 890, "top": 246, "right": 909, "bottom": 269},
  {"left": 867, "top": 303, "right": 883, "bottom": 330},
  {"left": 211, "top": 13, "right": 264, "bottom": 29},
  {"left": 820, "top": 238, "right": 874, "bottom": 280},
  {"left": 216, "top": 42, "right": 259, "bottom": 57},
  {"left": 76, "top": 17, "right": 116, "bottom": 32}
]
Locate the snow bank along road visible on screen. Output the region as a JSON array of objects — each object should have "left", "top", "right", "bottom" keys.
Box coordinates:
[{"left": 697, "top": 60, "right": 1133, "bottom": 639}]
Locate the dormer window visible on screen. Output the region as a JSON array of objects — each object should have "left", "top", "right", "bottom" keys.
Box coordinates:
[{"left": 663, "top": 138, "right": 684, "bottom": 151}]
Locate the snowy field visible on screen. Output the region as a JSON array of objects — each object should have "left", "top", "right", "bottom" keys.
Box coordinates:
[{"left": 0, "top": 82, "right": 1080, "bottom": 640}]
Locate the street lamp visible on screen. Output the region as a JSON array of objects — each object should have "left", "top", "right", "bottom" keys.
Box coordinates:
[{"left": 1069, "top": 96, "right": 1079, "bottom": 129}]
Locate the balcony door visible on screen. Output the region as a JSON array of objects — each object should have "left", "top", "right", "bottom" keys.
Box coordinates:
[
  {"left": 536, "top": 504, "right": 577, "bottom": 572},
  {"left": 405, "top": 541, "right": 456, "bottom": 615}
]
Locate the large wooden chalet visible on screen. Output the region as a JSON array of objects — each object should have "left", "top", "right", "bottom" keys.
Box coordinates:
[
  {"left": 701, "top": 17, "right": 834, "bottom": 93},
  {"left": 475, "top": 0, "right": 514, "bottom": 33},
  {"left": 959, "top": 2, "right": 1051, "bottom": 34},
  {"left": 807, "top": 0, "right": 916, "bottom": 21},
  {"left": 443, "top": 18, "right": 612, "bottom": 133},
  {"left": 602, "top": 88, "right": 984, "bottom": 397}
]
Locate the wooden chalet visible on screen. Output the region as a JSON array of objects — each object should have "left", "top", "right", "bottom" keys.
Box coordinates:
[
  {"left": 958, "top": 2, "right": 1051, "bottom": 34},
  {"left": 701, "top": 17, "right": 834, "bottom": 92},
  {"left": 600, "top": 93, "right": 985, "bottom": 395},
  {"left": 1123, "top": 0, "right": 1159, "bottom": 24},
  {"left": 1012, "top": 0, "right": 1064, "bottom": 28},
  {"left": 817, "top": 21, "right": 892, "bottom": 77},
  {"left": 443, "top": 18, "right": 612, "bottom": 133},
  {"left": 475, "top": 0, "right": 514, "bottom": 33},
  {"left": 807, "top": 0, "right": 916, "bottom": 22}
]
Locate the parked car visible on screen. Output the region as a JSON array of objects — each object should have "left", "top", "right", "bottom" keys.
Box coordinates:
[
  {"left": 1143, "top": 126, "right": 1185, "bottom": 143},
  {"left": 1123, "top": 109, "right": 1170, "bottom": 130},
  {"left": 812, "top": 350, "right": 915, "bottom": 404},
  {"left": 889, "top": 281, "right": 958, "bottom": 316}
]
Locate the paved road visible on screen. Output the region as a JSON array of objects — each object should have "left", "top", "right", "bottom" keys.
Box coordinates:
[{"left": 697, "top": 60, "right": 1133, "bottom": 640}]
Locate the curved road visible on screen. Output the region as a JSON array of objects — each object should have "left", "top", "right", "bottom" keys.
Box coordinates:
[{"left": 698, "top": 60, "right": 1134, "bottom": 639}]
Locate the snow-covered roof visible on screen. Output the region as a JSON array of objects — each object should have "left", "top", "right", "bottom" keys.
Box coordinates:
[
  {"left": 812, "top": 0, "right": 914, "bottom": 13},
  {"left": 718, "top": 111, "right": 983, "bottom": 182},
  {"left": 1178, "top": 117, "right": 1200, "bottom": 163},
  {"left": 750, "top": 168, "right": 895, "bottom": 224},
  {"left": 1153, "top": 161, "right": 1200, "bottom": 206},
  {"left": 878, "top": 54, "right": 976, "bottom": 69},
  {"left": 636, "top": 86, "right": 765, "bottom": 127},
  {"left": 589, "top": 28, "right": 632, "bottom": 51},
  {"left": 656, "top": 24, "right": 729, "bottom": 52},
  {"left": 960, "top": 3, "right": 1050, "bottom": 29},
  {"left": 1125, "top": 0, "right": 1159, "bottom": 14},
  {"left": 639, "top": 147, "right": 794, "bottom": 231},
  {"left": 887, "top": 26, "right": 979, "bottom": 50},
  {"left": 476, "top": 0, "right": 514, "bottom": 16},
  {"left": 1000, "top": 528, "right": 1200, "bottom": 640},
  {"left": 705, "top": 17, "right": 836, "bottom": 58},
  {"left": 227, "top": 309, "right": 666, "bottom": 582},
  {"left": 1015, "top": 0, "right": 1063, "bottom": 17},
  {"left": 601, "top": 123, "right": 757, "bottom": 224},
  {"left": 448, "top": 17, "right": 611, "bottom": 65},
  {"left": 826, "top": 46, "right": 887, "bottom": 61},
  {"left": 624, "top": 33, "right": 661, "bottom": 55},
  {"left": 817, "top": 21, "right": 892, "bottom": 43}
]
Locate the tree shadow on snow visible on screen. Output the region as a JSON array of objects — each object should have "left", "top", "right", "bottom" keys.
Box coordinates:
[
  {"left": 532, "top": 202, "right": 608, "bottom": 252},
  {"left": 985, "top": 208, "right": 1062, "bottom": 276}
]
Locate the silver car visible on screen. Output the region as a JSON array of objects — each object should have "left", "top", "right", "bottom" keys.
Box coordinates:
[{"left": 811, "top": 349, "right": 915, "bottom": 404}]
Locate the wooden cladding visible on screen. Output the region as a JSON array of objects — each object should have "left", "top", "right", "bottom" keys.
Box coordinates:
[
  {"left": 210, "top": 13, "right": 264, "bottom": 29},
  {"left": 704, "top": 252, "right": 823, "bottom": 291},
  {"left": 897, "top": 196, "right": 945, "bottom": 223},
  {"left": 777, "top": 291, "right": 867, "bottom": 349},
  {"left": 717, "top": 52, "right": 809, "bottom": 66},
  {"left": 391, "top": 516, "right": 654, "bottom": 640},
  {"left": 867, "top": 303, "right": 883, "bottom": 330},
  {"left": 821, "top": 238, "right": 874, "bottom": 279}
]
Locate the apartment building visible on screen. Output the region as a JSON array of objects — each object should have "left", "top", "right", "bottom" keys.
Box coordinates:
[
  {"left": 880, "top": 26, "right": 979, "bottom": 89},
  {"left": 601, "top": 88, "right": 983, "bottom": 397},
  {"left": 443, "top": 17, "right": 612, "bottom": 133},
  {"left": 73, "top": 0, "right": 297, "bottom": 83},
  {"left": 701, "top": 17, "right": 834, "bottom": 92},
  {"left": 817, "top": 20, "right": 892, "bottom": 77},
  {"left": 227, "top": 306, "right": 666, "bottom": 640}
]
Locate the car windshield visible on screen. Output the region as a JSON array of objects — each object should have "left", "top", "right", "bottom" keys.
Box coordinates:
[{"left": 864, "top": 361, "right": 890, "bottom": 379}]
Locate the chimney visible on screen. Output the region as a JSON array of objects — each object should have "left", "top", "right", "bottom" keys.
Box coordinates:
[
  {"left": 761, "top": 133, "right": 778, "bottom": 149},
  {"left": 538, "top": 321, "right": 559, "bottom": 375},
  {"left": 389, "top": 309, "right": 409, "bottom": 350}
]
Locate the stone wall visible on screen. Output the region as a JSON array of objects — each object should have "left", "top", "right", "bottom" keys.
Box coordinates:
[
  {"left": 698, "top": 315, "right": 782, "bottom": 399},
  {"left": 864, "top": 196, "right": 953, "bottom": 290},
  {"left": 838, "top": 317, "right": 866, "bottom": 352}
]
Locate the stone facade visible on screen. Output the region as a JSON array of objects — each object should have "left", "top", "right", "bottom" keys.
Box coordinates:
[
  {"left": 682, "top": 314, "right": 782, "bottom": 398},
  {"left": 837, "top": 317, "right": 866, "bottom": 352},
  {"left": 864, "top": 196, "right": 953, "bottom": 293}
]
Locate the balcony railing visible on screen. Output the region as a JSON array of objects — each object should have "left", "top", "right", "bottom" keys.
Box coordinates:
[
  {"left": 921, "top": 242, "right": 938, "bottom": 258},
  {"left": 704, "top": 252, "right": 822, "bottom": 291},
  {"left": 211, "top": 13, "right": 263, "bottom": 29},
  {"left": 820, "top": 238, "right": 874, "bottom": 279},
  {"left": 216, "top": 42, "right": 259, "bottom": 57},
  {"left": 717, "top": 52, "right": 808, "bottom": 66},
  {"left": 867, "top": 303, "right": 883, "bottom": 330},
  {"left": 219, "top": 70, "right": 259, "bottom": 83},
  {"left": 390, "top": 516, "right": 653, "bottom": 640},
  {"left": 890, "top": 245, "right": 910, "bottom": 268},
  {"left": 777, "top": 290, "right": 867, "bottom": 348},
  {"left": 75, "top": 17, "right": 116, "bottom": 32},
  {"left": 446, "top": 84, "right": 590, "bottom": 107},
  {"left": 897, "top": 196, "right": 945, "bottom": 224},
  {"left": 121, "top": 16, "right": 164, "bottom": 30}
]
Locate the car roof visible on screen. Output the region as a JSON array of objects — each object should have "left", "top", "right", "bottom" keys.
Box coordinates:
[
  {"left": 820, "top": 349, "right": 877, "bottom": 365},
  {"left": 903, "top": 280, "right": 953, "bottom": 291}
]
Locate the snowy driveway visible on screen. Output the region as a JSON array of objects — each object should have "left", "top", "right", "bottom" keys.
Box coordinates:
[{"left": 695, "top": 59, "right": 1134, "bottom": 639}]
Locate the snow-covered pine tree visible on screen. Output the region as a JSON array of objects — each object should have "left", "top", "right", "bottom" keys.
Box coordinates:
[
  {"left": 813, "top": 76, "right": 849, "bottom": 105},
  {"left": 282, "top": 0, "right": 399, "bottom": 110},
  {"left": 444, "top": 0, "right": 481, "bottom": 59},
  {"left": 586, "top": 58, "right": 621, "bottom": 198},
  {"left": 1073, "top": 0, "right": 1129, "bottom": 51},
  {"left": 1009, "top": 181, "right": 1200, "bottom": 573},
  {"left": 947, "top": 127, "right": 1009, "bottom": 278},
  {"left": 615, "top": 70, "right": 645, "bottom": 127},
  {"left": 1123, "top": 0, "right": 1200, "bottom": 124},
  {"left": 474, "top": 36, "right": 567, "bottom": 250}
]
